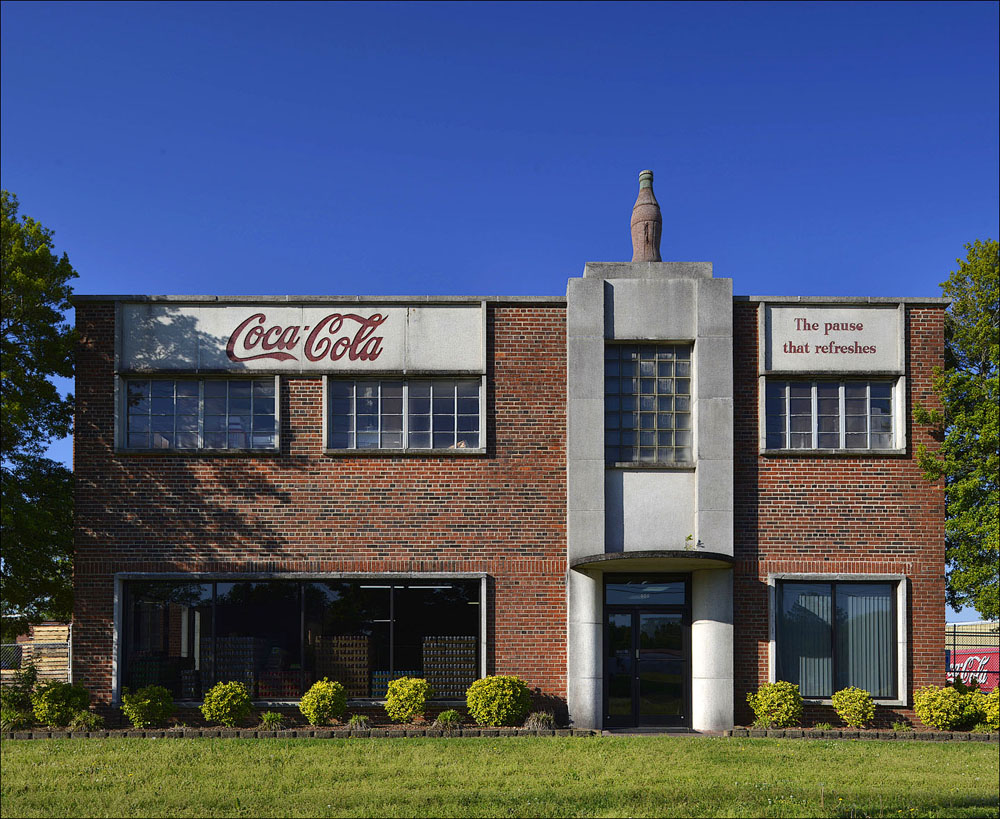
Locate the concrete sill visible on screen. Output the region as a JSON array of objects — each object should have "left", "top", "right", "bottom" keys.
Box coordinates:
[
  {"left": 803, "top": 697, "right": 906, "bottom": 707},
  {"left": 324, "top": 448, "right": 486, "bottom": 458},
  {"left": 760, "top": 448, "right": 907, "bottom": 459},
  {"left": 115, "top": 448, "right": 280, "bottom": 457},
  {"left": 609, "top": 462, "right": 696, "bottom": 471}
]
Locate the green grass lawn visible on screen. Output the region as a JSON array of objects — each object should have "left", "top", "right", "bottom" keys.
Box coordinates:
[{"left": 1, "top": 736, "right": 997, "bottom": 818}]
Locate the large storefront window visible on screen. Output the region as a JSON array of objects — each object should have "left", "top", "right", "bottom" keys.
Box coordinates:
[
  {"left": 776, "top": 581, "right": 897, "bottom": 699},
  {"left": 123, "top": 578, "right": 481, "bottom": 700}
]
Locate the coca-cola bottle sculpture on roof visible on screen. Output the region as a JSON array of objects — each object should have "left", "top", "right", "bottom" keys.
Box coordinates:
[{"left": 630, "top": 169, "right": 662, "bottom": 262}]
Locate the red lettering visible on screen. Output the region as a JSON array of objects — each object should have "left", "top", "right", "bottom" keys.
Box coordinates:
[
  {"left": 228, "top": 312, "right": 387, "bottom": 364},
  {"left": 227, "top": 314, "right": 298, "bottom": 363}
]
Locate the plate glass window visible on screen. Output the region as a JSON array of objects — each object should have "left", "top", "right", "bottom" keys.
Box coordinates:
[
  {"left": 605, "top": 345, "right": 692, "bottom": 464},
  {"left": 776, "top": 581, "right": 896, "bottom": 699},
  {"left": 765, "top": 381, "right": 893, "bottom": 450},
  {"left": 329, "top": 380, "right": 480, "bottom": 450},
  {"left": 125, "top": 378, "right": 276, "bottom": 450}
]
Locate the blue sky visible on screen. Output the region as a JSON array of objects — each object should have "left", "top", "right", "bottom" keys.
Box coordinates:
[{"left": 3, "top": 1, "right": 997, "bottom": 620}]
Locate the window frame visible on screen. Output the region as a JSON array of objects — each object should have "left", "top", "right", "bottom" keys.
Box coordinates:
[
  {"left": 322, "top": 375, "right": 487, "bottom": 456},
  {"left": 117, "top": 375, "right": 281, "bottom": 454},
  {"left": 760, "top": 377, "right": 906, "bottom": 456},
  {"left": 767, "top": 573, "right": 907, "bottom": 705}
]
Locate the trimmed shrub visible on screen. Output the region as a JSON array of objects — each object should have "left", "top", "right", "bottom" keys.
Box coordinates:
[
  {"left": 831, "top": 686, "right": 875, "bottom": 728},
  {"left": 433, "top": 709, "right": 462, "bottom": 732},
  {"left": 523, "top": 710, "right": 556, "bottom": 731},
  {"left": 745, "top": 681, "right": 803, "bottom": 728},
  {"left": 1, "top": 706, "right": 34, "bottom": 731},
  {"left": 347, "top": 713, "right": 372, "bottom": 730},
  {"left": 984, "top": 688, "right": 999, "bottom": 731},
  {"left": 913, "top": 685, "right": 965, "bottom": 730},
  {"left": 0, "top": 664, "right": 38, "bottom": 713},
  {"left": 31, "top": 681, "right": 89, "bottom": 727},
  {"left": 201, "top": 681, "right": 253, "bottom": 727},
  {"left": 298, "top": 678, "right": 346, "bottom": 726},
  {"left": 466, "top": 675, "right": 532, "bottom": 727},
  {"left": 121, "top": 685, "right": 175, "bottom": 728},
  {"left": 384, "top": 677, "right": 432, "bottom": 724},
  {"left": 68, "top": 710, "right": 104, "bottom": 731},
  {"left": 257, "top": 710, "right": 285, "bottom": 730}
]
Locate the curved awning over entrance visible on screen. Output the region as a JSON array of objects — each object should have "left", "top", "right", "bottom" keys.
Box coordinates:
[{"left": 570, "top": 550, "right": 735, "bottom": 573}]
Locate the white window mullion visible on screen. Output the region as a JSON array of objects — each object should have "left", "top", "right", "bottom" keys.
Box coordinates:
[
  {"left": 198, "top": 381, "right": 205, "bottom": 449},
  {"left": 784, "top": 382, "right": 791, "bottom": 449},
  {"left": 810, "top": 381, "right": 818, "bottom": 449},
  {"left": 839, "top": 382, "right": 846, "bottom": 449},
  {"left": 866, "top": 382, "right": 872, "bottom": 449},
  {"left": 402, "top": 382, "right": 409, "bottom": 450}
]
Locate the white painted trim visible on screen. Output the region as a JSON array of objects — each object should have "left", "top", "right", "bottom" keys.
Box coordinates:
[{"left": 766, "top": 573, "right": 908, "bottom": 706}]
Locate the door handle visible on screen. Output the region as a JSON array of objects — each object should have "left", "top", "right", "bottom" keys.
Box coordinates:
[{"left": 635, "top": 649, "right": 640, "bottom": 660}]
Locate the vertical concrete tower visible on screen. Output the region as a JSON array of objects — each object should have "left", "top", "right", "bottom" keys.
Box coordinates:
[{"left": 566, "top": 171, "right": 734, "bottom": 731}]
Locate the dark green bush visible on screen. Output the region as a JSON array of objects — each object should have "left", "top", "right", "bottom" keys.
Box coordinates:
[
  {"left": 433, "top": 709, "right": 462, "bottom": 732},
  {"left": 121, "top": 685, "right": 175, "bottom": 728},
  {"left": 1, "top": 705, "right": 34, "bottom": 731},
  {"left": 31, "top": 681, "right": 89, "bottom": 727},
  {"left": 298, "top": 678, "right": 347, "bottom": 726},
  {"left": 384, "top": 677, "right": 432, "bottom": 723},
  {"left": 200, "top": 681, "right": 253, "bottom": 727},
  {"left": 0, "top": 664, "right": 38, "bottom": 712},
  {"left": 746, "top": 681, "right": 803, "bottom": 728},
  {"left": 465, "top": 675, "right": 531, "bottom": 727}
]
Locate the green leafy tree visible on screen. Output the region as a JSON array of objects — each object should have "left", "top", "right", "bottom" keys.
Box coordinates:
[
  {"left": 1, "top": 191, "right": 77, "bottom": 638},
  {"left": 916, "top": 239, "right": 999, "bottom": 622}
]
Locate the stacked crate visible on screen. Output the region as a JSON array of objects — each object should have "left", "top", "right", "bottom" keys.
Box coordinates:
[
  {"left": 180, "top": 668, "right": 200, "bottom": 699},
  {"left": 202, "top": 635, "right": 268, "bottom": 695},
  {"left": 258, "top": 670, "right": 310, "bottom": 698},
  {"left": 127, "top": 655, "right": 176, "bottom": 689},
  {"left": 422, "top": 635, "right": 477, "bottom": 699},
  {"left": 314, "top": 635, "right": 370, "bottom": 698}
]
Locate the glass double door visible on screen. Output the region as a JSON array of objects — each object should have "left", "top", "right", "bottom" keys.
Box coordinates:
[{"left": 604, "top": 608, "right": 689, "bottom": 727}]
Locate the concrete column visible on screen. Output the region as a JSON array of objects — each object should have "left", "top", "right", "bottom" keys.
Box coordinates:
[
  {"left": 567, "top": 569, "right": 602, "bottom": 730},
  {"left": 690, "top": 567, "right": 734, "bottom": 731}
]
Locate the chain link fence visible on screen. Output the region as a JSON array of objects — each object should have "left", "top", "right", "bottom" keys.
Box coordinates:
[
  {"left": 1, "top": 640, "right": 71, "bottom": 684},
  {"left": 946, "top": 622, "right": 999, "bottom": 692}
]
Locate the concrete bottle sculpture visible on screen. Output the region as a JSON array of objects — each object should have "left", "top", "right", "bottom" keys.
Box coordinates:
[{"left": 630, "top": 169, "right": 662, "bottom": 262}]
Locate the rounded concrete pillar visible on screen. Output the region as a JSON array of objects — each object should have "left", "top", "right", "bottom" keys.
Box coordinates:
[
  {"left": 691, "top": 567, "right": 734, "bottom": 731},
  {"left": 567, "top": 569, "right": 602, "bottom": 730}
]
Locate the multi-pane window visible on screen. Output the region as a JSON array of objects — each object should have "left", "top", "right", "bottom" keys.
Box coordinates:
[
  {"left": 605, "top": 345, "right": 692, "bottom": 464},
  {"left": 328, "top": 380, "right": 481, "bottom": 450},
  {"left": 125, "top": 378, "right": 277, "bottom": 450},
  {"left": 765, "top": 381, "right": 894, "bottom": 450},
  {"left": 776, "top": 581, "right": 897, "bottom": 699}
]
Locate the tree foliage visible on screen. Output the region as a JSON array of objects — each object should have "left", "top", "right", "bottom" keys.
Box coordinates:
[
  {"left": 916, "top": 239, "right": 999, "bottom": 622},
  {"left": 1, "top": 190, "right": 77, "bottom": 636}
]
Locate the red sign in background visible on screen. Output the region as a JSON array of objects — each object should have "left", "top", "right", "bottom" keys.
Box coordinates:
[{"left": 947, "top": 649, "right": 999, "bottom": 692}]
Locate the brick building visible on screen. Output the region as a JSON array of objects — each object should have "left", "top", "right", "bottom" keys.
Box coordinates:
[{"left": 71, "top": 175, "right": 946, "bottom": 729}]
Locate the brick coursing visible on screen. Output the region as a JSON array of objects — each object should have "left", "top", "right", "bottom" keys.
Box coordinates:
[
  {"left": 73, "top": 303, "right": 568, "bottom": 704},
  {"left": 733, "top": 303, "right": 946, "bottom": 726}
]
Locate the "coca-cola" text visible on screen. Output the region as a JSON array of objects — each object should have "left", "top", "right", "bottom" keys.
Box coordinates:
[{"left": 226, "top": 312, "right": 386, "bottom": 363}]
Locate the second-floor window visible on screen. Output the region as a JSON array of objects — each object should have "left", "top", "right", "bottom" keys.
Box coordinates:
[
  {"left": 124, "top": 378, "right": 277, "bottom": 450},
  {"left": 765, "top": 380, "right": 894, "bottom": 450},
  {"left": 328, "top": 380, "right": 482, "bottom": 451}
]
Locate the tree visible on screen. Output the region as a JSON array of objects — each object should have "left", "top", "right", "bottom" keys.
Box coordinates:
[
  {"left": 1, "top": 190, "right": 77, "bottom": 638},
  {"left": 916, "top": 239, "right": 999, "bottom": 622}
]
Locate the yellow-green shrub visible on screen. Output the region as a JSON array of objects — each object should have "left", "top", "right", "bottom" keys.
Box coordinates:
[
  {"left": 984, "top": 688, "right": 999, "bottom": 731},
  {"left": 913, "top": 685, "right": 965, "bottom": 730},
  {"left": 30, "top": 681, "right": 89, "bottom": 727},
  {"left": 466, "top": 675, "right": 531, "bottom": 727},
  {"left": 121, "top": 685, "right": 174, "bottom": 728},
  {"left": 384, "top": 677, "right": 432, "bottom": 723},
  {"left": 831, "top": 686, "right": 875, "bottom": 728},
  {"left": 746, "top": 681, "right": 803, "bottom": 728},
  {"left": 200, "top": 681, "right": 252, "bottom": 727},
  {"left": 298, "top": 678, "right": 346, "bottom": 726}
]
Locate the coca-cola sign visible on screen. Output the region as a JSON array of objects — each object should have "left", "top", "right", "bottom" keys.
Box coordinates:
[
  {"left": 226, "top": 312, "right": 387, "bottom": 363},
  {"left": 120, "top": 302, "right": 484, "bottom": 374},
  {"left": 947, "top": 649, "right": 999, "bottom": 692}
]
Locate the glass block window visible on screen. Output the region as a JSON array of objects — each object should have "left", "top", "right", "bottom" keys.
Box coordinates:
[
  {"left": 125, "top": 378, "right": 277, "bottom": 450},
  {"left": 328, "top": 380, "right": 481, "bottom": 450},
  {"left": 765, "top": 381, "right": 894, "bottom": 450},
  {"left": 605, "top": 345, "right": 692, "bottom": 464}
]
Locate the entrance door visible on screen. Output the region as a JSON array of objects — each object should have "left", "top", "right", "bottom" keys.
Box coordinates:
[{"left": 605, "top": 608, "right": 689, "bottom": 727}]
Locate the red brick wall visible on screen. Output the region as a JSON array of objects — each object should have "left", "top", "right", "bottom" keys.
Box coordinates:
[
  {"left": 733, "top": 302, "right": 946, "bottom": 726},
  {"left": 73, "top": 303, "right": 567, "bottom": 704}
]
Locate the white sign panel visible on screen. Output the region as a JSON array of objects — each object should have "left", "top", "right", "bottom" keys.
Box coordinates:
[
  {"left": 764, "top": 305, "right": 903, "bottom": 373},
  {"left": 120, "top": 303, "right": 485, "bottom": 373}
]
